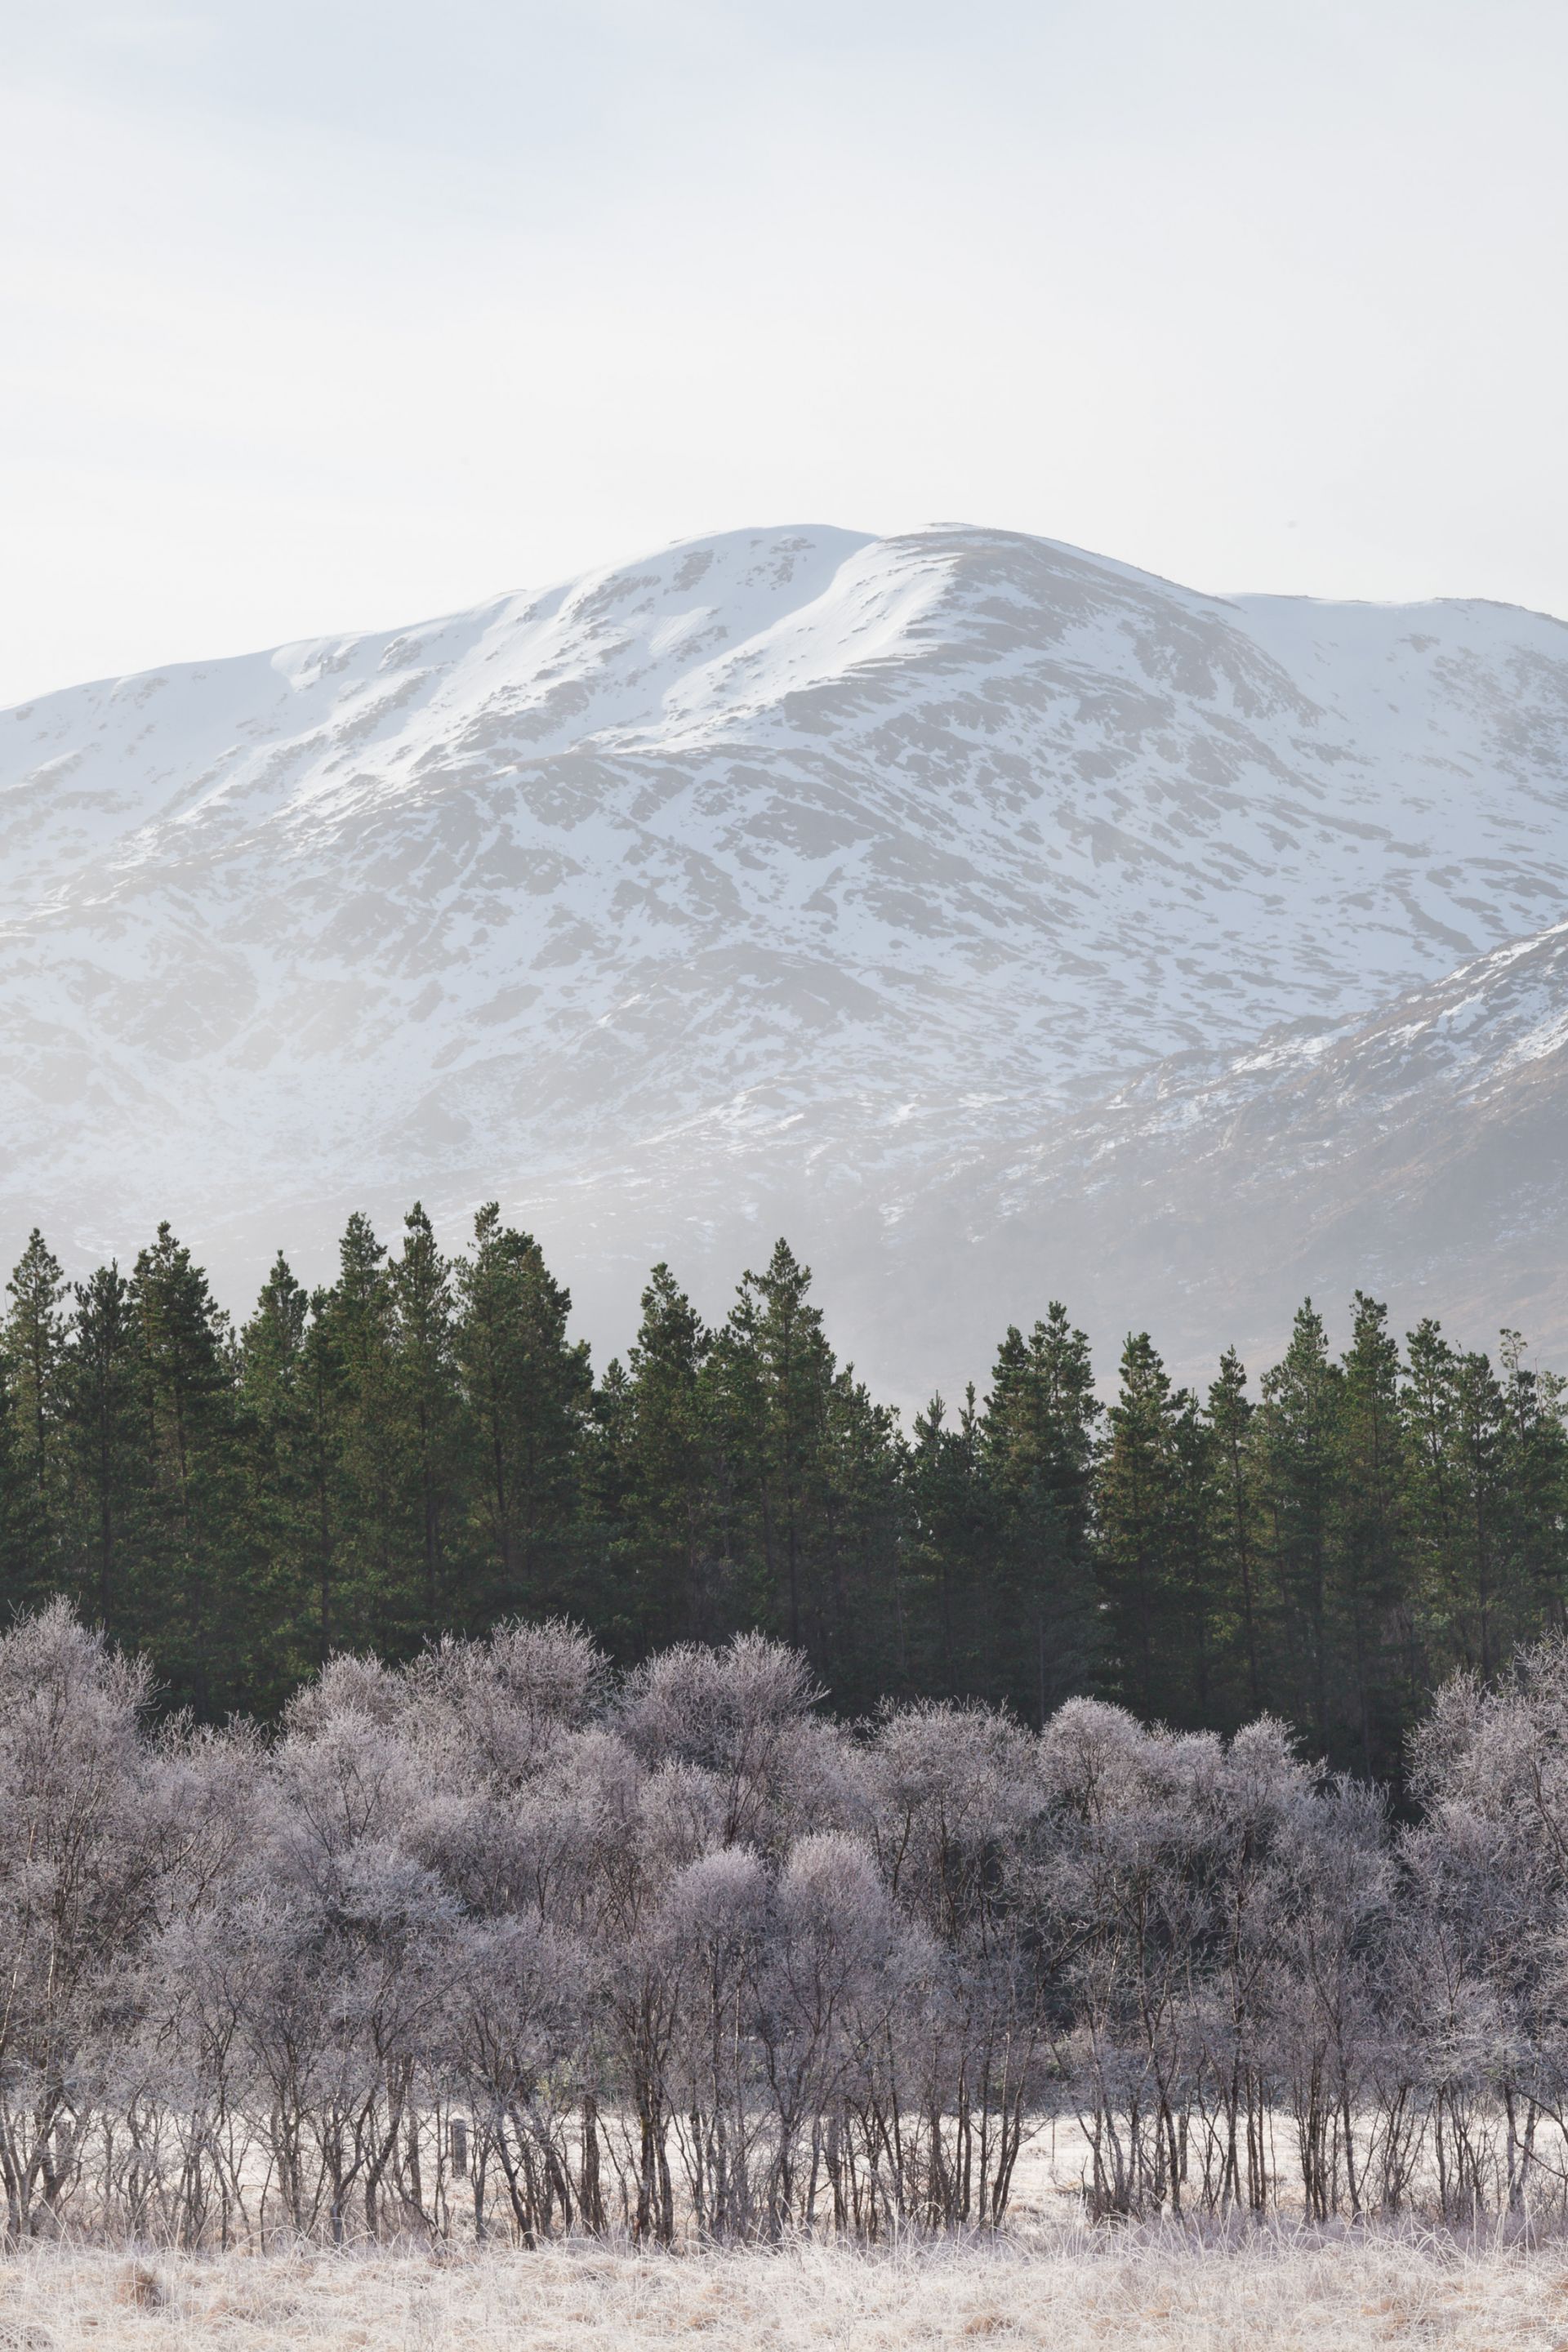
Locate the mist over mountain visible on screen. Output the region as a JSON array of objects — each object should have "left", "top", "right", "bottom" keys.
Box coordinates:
[{"left": 5, "top": 522, "right": 1568, "bottom": 1396}]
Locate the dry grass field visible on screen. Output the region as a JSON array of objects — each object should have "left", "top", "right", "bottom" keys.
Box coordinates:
[{"left": 5, "top": 2228, "right": 1568, "bottom": 2352}]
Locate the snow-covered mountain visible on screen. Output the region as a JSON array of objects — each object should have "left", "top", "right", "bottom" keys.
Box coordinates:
[
  {"left": 867, "top": 911, "right": 1568, "bottom": 1387},
  {"left": 5, "top": 523, "right": 1568, "bottom": 1392}
]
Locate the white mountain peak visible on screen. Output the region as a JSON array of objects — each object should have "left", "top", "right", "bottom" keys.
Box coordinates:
[{"left": 5, "top": 523, "right": 1568, "bottom": 1392}]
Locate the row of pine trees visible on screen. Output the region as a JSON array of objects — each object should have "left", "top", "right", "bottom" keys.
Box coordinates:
[{"left": 1, "top": 1205, "right": 1564, "bottom": 1784}]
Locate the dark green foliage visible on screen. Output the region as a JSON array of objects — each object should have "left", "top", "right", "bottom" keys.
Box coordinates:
[
  {"left": 1097, "top": 1333, "right": 1205, "bottom": 1727},
  {"left": 979, "top": 1305, "right": 1102, "bottom": 1723},
  {"left": 1205, "top": 1346, "right": 1262, "bottom": 1715},
  {"left": 907, "top": 1384, "right": 994, "bottom": 1698},
  {"left": 2, "top": 1209, "right": 1566, "bottom": 1773},
  {"left": 127, "top": 1223, "right": 250, "bottom": 1712},
  {"left": 1335, "top": 1292, "right": 1411, "bottom": 1784},
  {"left": 3, "top": 1230, "right": 69, "bottom": 1600},
  {"left": 598, "top": 1263, "right": 714, "bottom": 1650},
  {"left": 1257, "top": 1302, "right": 1341, "bottom": 1751},
  {"left": 697, "top": 1241, "right": 906, "bottom": 1710},
  {"left": 316, "top": 1209, "right": 408, "bottom": 1652},
  {"left": 236, "top": 1253, "right": 341, "bottom": 1698},
  {"left": 60, "top": 1263, "right": 144, "bottom": 1639},
  {"left": 455, "top": 1202, "right": 591, "bottom": 1623}
]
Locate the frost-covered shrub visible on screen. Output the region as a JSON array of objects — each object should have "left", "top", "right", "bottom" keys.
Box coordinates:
[{"left": 14, "top": 1608, "right": 1568, "bottom": 2244}]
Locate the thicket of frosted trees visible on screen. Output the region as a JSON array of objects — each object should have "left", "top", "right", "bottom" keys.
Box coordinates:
[{"left": 7, "top": 1603, "right": 1568, "bottom": 2248}]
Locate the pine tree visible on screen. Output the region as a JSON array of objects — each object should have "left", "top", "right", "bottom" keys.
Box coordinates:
[
  {"left": 129, "top": 1223, "right": 245, "bottom": 1712},
  {"left": 314, "top": 1212, "right": 408, "bottom": 1650},
  {"left": 3, "top": 1230, "right": 69, "bottom": 1599},
  {"left": 1404, "top": 1330, "right": 1532, "bottom": 1687},
  {"left": 238, "top": 1253, "right": 332, "bottom": 1695},
  {"left": 1100, "top": 1335, "right": 1213, "bottom": 1722},
  {"left": 597, "top": 1264, "right": 713, "bottom": 1651},
  {"left": 1258, "top": 1303, "right": 1342, "bottom": 1754},
  {"left": 60, "top": 1263, "right": 144, "bottom": 1638},
  {"left": 2, "top": 1196, "right": 1568, "bottom": 1750},
  {"left": 390, "top": 1205, "right": 468, "bottom": 1637},
  {"left": 712, "top": 1241, "right": 835, "bottom": 1653},
  {"left": 581, "top": 1352, "right": 639, "bottom": 1648},
  {"left": 1446, "top": 1346, "right": 1512, "bottom": 1681},
  {"left": 0, "top": 1339, "right": 34, "bottom": 1612},
  {"left": 815, "top": 1362, "right": 907, "bottom": 1712},
  {"left": 1168, "top": 1388, "right": 1219, "bottom": 1725},
  {"left": 908, "top": 1386, "right": 995, "bottom": 1697},
  {"left": 1335, "top": 1294, "right": 1410, "bottom": 1781},
  {"left": 703, "top": 1241, "right": 905, "bottom": 1702},
  {"left": 453, "top": 1204, "right": 590, "bottom": 1619},
  {"left": 1205, "top": 1348, "right": 1263, "bottom": 1717},
  {"left": 981, "top": 1307, "right": 1102, "bottom": 1723},
  {"left": 1499, "top": 1329, "right": 1568, "bottom": 1634},
  {"left": 295, "top": 1291, "right": 349, "bottom": 1664}
]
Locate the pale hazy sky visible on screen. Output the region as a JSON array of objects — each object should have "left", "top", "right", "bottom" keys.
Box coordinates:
[{"left": 4, "top": 0, "right": 1566, "bottom": 706}]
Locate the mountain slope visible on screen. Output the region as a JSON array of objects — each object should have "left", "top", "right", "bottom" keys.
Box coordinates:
[
  {"left": 888, "top": 912, "right": 1568, "bottom": 1382},
  {"left": 4, "top": 523, "right": 1568, "bottom": 1390}
]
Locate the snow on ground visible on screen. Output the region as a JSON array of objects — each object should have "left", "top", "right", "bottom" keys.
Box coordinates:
[{"left": 6, "top": 2227, "right": 1568, "bottom": 2351}]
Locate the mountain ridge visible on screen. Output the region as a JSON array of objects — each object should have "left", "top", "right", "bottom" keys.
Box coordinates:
[{"left": 5, "top": 522, "right": 1568, "bottom": 1397}]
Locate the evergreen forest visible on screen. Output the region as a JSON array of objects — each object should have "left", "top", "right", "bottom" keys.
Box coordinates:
[{"left": 2, "top": 1204, "right": 1564, "bottom": 1787}]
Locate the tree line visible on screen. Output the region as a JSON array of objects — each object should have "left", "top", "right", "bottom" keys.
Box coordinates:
[
  {"left": 2, "top": 1206, "right": 1565, "bottom": 1782},
  {"left": 9, "top": 1602, "right": 1568, "bottom": 2246}
]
